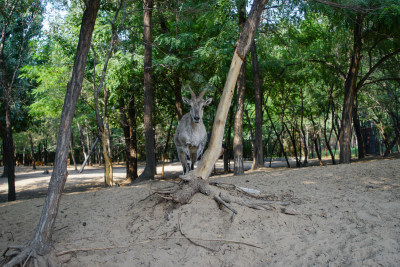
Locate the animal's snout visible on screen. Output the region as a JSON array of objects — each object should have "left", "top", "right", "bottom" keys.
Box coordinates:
[{"left": 194, "top": 116, "right": 200, "bottom": 122}]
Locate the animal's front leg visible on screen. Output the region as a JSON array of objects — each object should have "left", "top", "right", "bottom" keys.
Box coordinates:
[{"left": 184, "top": 145, "right": 192, "bottom": 173}]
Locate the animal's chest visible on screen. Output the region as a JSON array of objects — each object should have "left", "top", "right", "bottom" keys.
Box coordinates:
[{"left": 187, "top": 124, "right": 206, "bottom": 145}]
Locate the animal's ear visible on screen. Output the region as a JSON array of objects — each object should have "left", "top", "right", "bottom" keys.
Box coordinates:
[
  {"left": 204, "top": 98, "right": 212, "bottom": 106},
  {"left": 182, "top": 97, "right": 191, "bottom": 105}
]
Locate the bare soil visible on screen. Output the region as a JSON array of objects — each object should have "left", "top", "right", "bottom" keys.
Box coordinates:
[{"left": 0, "top": 156, "right": 399, "bottom": 266}]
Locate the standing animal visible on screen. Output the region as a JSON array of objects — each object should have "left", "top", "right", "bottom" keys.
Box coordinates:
[{"left": 174, "top": 87, "right": 212, "bottom": 175}]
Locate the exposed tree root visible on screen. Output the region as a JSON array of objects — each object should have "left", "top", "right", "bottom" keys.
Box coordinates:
[
  {"left": 1, "top": 243, "right": 57, "bottom": 267},
  {"left": 153, "top": 175, "right": 299, "bottom": 219}
]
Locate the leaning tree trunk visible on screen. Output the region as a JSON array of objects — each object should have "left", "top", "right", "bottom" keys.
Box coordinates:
[
  {"left": 339, "top": 15, "right": 363, "bottom": 164},
  {"left": 4, "top": 1, "right": 100, "bottom": 265},
  {"left": 187, "top": 0, "right": 268, "bottom": 181},
  {"left": 250, "top": 41, "right": 264, "bottom": 169},
  {"left": 136, "top": 0, "right": 156, "bottom": 182}
]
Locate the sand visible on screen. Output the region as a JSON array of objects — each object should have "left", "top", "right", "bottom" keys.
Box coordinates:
[{"left": 0, "top": 156, "right": 399, "bottom": 266}]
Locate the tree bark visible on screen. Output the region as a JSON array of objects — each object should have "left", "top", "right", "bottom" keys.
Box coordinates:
[
  {"left": 233, "top": 61, "right": 246, "bottom": 175},
  {"left": 0, "top": 2, "right": 17, "bottom": 201},
  {"left": 250, "top": 41, "right": 264, "bottom": 169},
  {"left": 136, "top": 0, "right": 156, "bottom": 182},
  {"left": 11, "top": 0, "right": 100, "bottom": 257},
  {"left": 186, "top": 0, "right": 268, "bottom": 180},
  {"left": 233, "top": 0, "right": 247, "bottom": 175},
  {"left": 119, "top": 95, "right": 138, "bottom": 181},
  {"left": 300, "top": 87, "right": 308, "bottom": 167},
  {"left": 339, "top": 15, "right": 363, "bottom": 164}
]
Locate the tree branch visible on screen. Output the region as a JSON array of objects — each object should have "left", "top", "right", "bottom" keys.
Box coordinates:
[{"left": 356, "top": 47, "right": 400, "bottom": 92}]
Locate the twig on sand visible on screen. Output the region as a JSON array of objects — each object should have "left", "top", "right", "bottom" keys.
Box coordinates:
[{"left": 178, "top": 213, "right": 217, "bottom": 252}]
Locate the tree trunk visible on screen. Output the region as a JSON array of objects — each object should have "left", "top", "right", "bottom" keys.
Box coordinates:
[
  {"left": 250, "top": 42, "right": 264, "bottom": 169},
  {"left": 352, "top": 97, "right": 365, "bottom": 159},
  {"left": 233, "top": 0, "right": 247, "bottom": 175},
  {"left": 15, "top": 0, "right": 100, "bottom": 257},
  {"left": 136, "top": 0, "right": 156, "bottom": 182},
  {"left": 77, "top": 122, "right": 88, "bottom": 162},
  {"left": 224, "top": 106, "right": 234, "bottom": 173},
  {"left": 233, "top": 61, "right": 246, "bottom": 175},
  {"left": 79, "top": 135, "right": 100, "bottom": 173},
  {"left": 339, "top": 15, "right": 363, "bottom": 164},
  {"left": 0, "top": 16, "right": 16, "bottom": 201},
  {"left": 300, "top": 87, "right": 308, "bottom": 166},
  {"left": 187, "top": 0, "right": 268, "bottom": 180},
  {"left": 29, "top": 133, "right": 36, "bottom": 170}
]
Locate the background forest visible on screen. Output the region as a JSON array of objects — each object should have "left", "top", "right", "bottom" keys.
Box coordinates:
[{"left": 1, "top": 0, "right": 400, "bottom": 200}]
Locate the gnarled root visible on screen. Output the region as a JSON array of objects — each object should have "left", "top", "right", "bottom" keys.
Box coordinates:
[
  {"left": 2, "top": 243, "right": 56, "bottom": 267},
  {"left": 153, "top": 176, "right": 299, "bottom": 219}
]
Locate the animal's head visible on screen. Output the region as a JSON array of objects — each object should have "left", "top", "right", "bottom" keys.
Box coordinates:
[{"left": 182, "top": 86, "right": 212, "bottom": 123}]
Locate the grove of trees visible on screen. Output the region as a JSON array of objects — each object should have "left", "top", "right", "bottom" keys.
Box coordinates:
[
  {"left": 1, "top": 0, "right": 400, "bottom": 265},
  {"left": 1, "top": 0, "right": 399, "bottom": 202}
]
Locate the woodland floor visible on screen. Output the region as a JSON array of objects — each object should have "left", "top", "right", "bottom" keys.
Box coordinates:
[{"left": 0, "top": 155, "right": 399, "bottom": 266}]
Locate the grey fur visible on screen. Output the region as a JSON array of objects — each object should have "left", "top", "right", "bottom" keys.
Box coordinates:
[{"left": 174, "top": 87, "right": 212, "bottom": 175}]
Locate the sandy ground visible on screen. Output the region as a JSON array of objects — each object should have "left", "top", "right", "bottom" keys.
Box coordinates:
[{"left": 0, "top": 156, "right": 399, "bottom": 266}]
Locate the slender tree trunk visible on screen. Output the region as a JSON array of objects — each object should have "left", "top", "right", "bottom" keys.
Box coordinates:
[
  {"left": 300, "top": 88, "right": 308, "bottom": 166},
  {"left": 224, "top": 106, "right": 234, "bottom": 173},
  {"left": 250, "top": 41, "right": 264, "bottom": 169},
  {"left": 339, "top": 15, "right": 363, "bottom": 164},
  {"left": 352, "top": 97, "right": 365, "bottom": 158},
  {"left": 136, "top": 0, "right": 156, "bottom": 182},
  {"left": 29, "top": 133, "right": 36, "bottom": 170},
  {"left": 77, "top": 122, "right": 88, "bottom": 162},
  {"left": 119, "top": 95, "right": 138, "bottom": 181},
  {"left": 12, "top": 0, "right": 100, "bottom": 257},
  {"left": 188, "top": 0, "right": 268, "bottom": 180},
  {"left": 233, "top": 61, "right": 246, "bottom": 175}
]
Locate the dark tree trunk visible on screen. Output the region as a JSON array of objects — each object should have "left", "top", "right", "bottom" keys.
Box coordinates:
[
  {"left": 12, "top": 0, "right": 100, "bottom": 257},
  {"left": 300, "top": 87, "right": 308, "bottom": 167},
  {"left": 119, "top": 95, "right": 138, "bottom": 182},
  {"left": 250, "top": 41, "right": 264, "bottom": 169},
  {"left": 339, "top": 15, "right": 363, "bottom": 164},
  {"left": 224, "top": 106, "right": 234, "bottom": 173},
  {"left": 0, "top": 9, "right": 16, "bottom": 200},
  {"left": 136, "top": 0, "right": 156, "bottom": 182}
]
